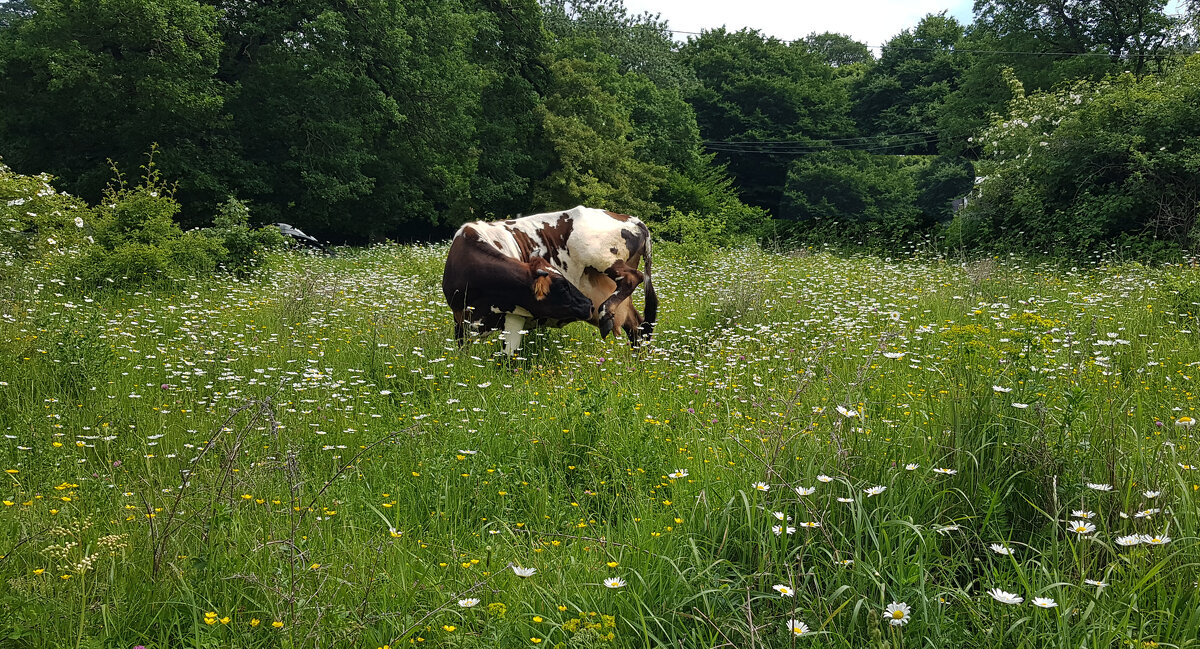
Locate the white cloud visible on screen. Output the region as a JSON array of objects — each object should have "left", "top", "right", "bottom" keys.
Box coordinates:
[{"left": 620, "top": 0, "right": 975, "bottom": 50}]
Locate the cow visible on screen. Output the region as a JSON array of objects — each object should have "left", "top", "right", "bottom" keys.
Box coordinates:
[
  {"left": 442, "top": 224, "right": 595, "bottom": 356},
  {"left": 448, "top": 206, "right": 658, "bottom": 354}
]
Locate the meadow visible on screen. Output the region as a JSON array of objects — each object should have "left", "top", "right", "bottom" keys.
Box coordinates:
[{"left": 1, "top": 243, "right": 1199, "bottom": 649}]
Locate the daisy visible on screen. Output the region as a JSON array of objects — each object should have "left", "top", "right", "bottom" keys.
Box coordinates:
[
  {"left": 512, "top": 565, "right": 537, "bottom": 577},
  {"left": 1175, "top": 416, "right": 1196, "bottom": 427},
  {"left": 752, "top": 482, "right": 770, "bottom": 492},
  {"left": 885, "top": 601, "right": 911, "bottom": 626},
  {"left": 1084, "top": 579, "right": 1108, "bottom": 587},
  {"left": 992, "top": 385, "right": 1012, "bottom": 393},
  {"left": 1115, "top": 534, "right": 1141, "bottom": 546},
  {"left": 988, "top": 588, "right": 1023, "bottom": 605},
  {"left": 772, "top": 584, "right": 795, "bottom": 597},
  {"left": 458, "top": 598, "right": 480, "bottom": 608},
  {"left": 934, "top": 524, "right": 961, "bottom": 534},
  {"left": 1134, "top": 508, "right": 1160, "bottom": 519},
  {"left": 772, "top": 525, "right": 796, "bottom": 535},
  {"left": 1032, "top": 597, "right": 1057, "bottom": 608},
  {"left": 800, "top": 521, "right": 821, "bottom": 528},
  {"left": 1072, "top": 509, "right": 1095, "bottom": 519},
  {"left": 836, "top": 405, "right": 859, "bottom": 418},
  {"left": 1141, "top": 534, "right": 1170, "bottom": 545},
  {"left": 1012, "top": 402, "right": 1029, "bottom": 409},
  {"left": 883, "top": 352, "right": 905, "bottom": 359},
  {"left": 905, "top": 463, "right": 919, "bottom": 471},
  {"left": 795, "top": 486, "right": 815, "bottom": 496},
  {"left": 1143, "top": 490, "right": 1160, "bottom": 498},
  {"left": 817, "top": 474, "right": 834, "bottom": 483},
  {"left": 837, "top": 497, "right": 855, "bottom": 503},
  {"left": 772, "top": 511, "right": 789, "bottom": 521},
  {"left": 1086, "top": 483, "right": 1113, "bottom": 492},
  {"left": 864, "top": 486, "right": 887, "bottom": 497},
  {"left": 668, "top": 469, "right": 689, "bottom": 479},
  {"left": 932, "top": 468, "right": 957, "bottom": 475},
  {"left": 603, "top": 577, "right": 626, "bottom": 589},
  {"left": 785, "top": 619, "right": 810, "bottom": 636},
  {"left": 1068, "top": 520, "right": 1096, "bottom": 535},
  {"left": 458, "top": 449, "right": 478, "bottom": 455},
  {"left": 989, "top": 543, "right": 1014, "bottom": 555}
]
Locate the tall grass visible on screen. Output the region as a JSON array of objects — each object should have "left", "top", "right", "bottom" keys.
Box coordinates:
[{"left": 0, "top": 244, "right": 1198, "bottom": 648}]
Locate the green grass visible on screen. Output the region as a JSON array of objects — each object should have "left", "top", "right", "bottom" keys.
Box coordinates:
[{"left": 1, "top": 244, "right": 1199, "bottom": 648}]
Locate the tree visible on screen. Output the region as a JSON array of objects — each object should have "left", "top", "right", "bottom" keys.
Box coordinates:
[
  {"left": 803, "top": 32, "right": 874, "bottom": 69},
  {"left": 214, "top": 0, "right": 482, "bottom": 240},
  {"left": 681, "top": 28, "right": 854, "bottom": 214},
  {"left": 0, "top": 0, "right": 226, "bottom": 207},
  {"left": 852, "top": 13, "right": 968, "bottom": 155}
]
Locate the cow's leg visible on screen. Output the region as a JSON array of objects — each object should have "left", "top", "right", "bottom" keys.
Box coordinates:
[
  {"left": 501, "top": 313, "right": 525, "bottom": 357},
  {"left": 597, "top": 259, "right": 644, "bottom": 338}
]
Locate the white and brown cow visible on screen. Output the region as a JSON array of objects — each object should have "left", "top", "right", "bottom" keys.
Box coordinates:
[
  {"left": 446, "top": 205, "right": 658, "bottom": 355},
  {"left": 442, "top": 228, "right": 595, "bottom": 355}
]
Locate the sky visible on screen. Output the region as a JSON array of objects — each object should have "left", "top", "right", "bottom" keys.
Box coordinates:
[{"left": 619, "top": 0, "right": 977, "bottom": 50}]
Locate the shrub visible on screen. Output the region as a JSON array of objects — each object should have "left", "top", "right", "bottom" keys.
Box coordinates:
[
  {"left": 204, "top": 197, "right": 286, "bottom": 277},
  {"left": 69, "top": 154, "right": 223, "bottom": 290},
  {"left": 0, "top": 160, "right": 93, "bottom": 284}
]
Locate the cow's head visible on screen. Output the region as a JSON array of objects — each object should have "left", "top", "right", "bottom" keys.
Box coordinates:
[{"left": 526, "top": 257, "right": 592, "bottom": 323}]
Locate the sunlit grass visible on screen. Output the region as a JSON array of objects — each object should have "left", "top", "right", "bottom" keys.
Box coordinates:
[{"left": 0, "top": 244, "right": 1198, "bottom": 648}]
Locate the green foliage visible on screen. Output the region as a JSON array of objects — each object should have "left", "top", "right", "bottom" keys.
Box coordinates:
[
  {"left": 851, "top": 13, "right": 968, "bottom": 155},
  {"left": 0, "top": 160, "right": 92, "bottom": 278},
  {"left": 780, "top": 150, "right": 925, "bottom": 244},
  {"left": 0, "top": 0, "right": 227, "bottom": 208},
  {"left": 69, "top": 156, "right": 223, "bottom": 290},
  {"left": 204, "top": 197, "right": 286, "bottom": 277},
  {"left": 681, "top": 28, "right": 855, "bottom": 213},
  {"left": 953, "top": 57, "right": 1200, "bottom": 252}
]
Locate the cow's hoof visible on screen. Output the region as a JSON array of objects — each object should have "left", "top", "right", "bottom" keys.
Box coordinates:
[{"left": 599, "top": 316, "right": 614, "bottom": 338}]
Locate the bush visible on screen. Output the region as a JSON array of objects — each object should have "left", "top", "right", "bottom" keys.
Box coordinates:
[
  {"left": 204, "top": 197, "right": 286, "bottom": 277},
  {"left": 0, "top": 159, "right": 93, "bottom": 283},
  {"left": 69, "top": 155, "right": 223, "bottom": 290},
  {"left": 960, "top": 58, "right": 1200, "bottom": 254}
]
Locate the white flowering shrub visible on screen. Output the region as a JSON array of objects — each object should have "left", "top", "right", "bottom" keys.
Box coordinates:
[
  {"left": 0, "top": 160, "right": 94, "bottom": 281},
  {"left": 950, "top": 55, "right": 1200, "bottom": 255}
]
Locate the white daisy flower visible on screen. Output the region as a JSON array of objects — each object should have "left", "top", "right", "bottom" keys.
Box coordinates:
[
  {"left": 905, "top": 463, "right": 919, "bottom": 471},
  {"left": 1086, "top": 483, "right": 1113, "bottom": 492},
  {"left": 837, "top": 497, "right": 855, "bottom": 503},
  {"left": 785, "top": 619, "right": 810, "bottom": 636},
  {"left": 1032, "top": 597, "right": 1057, "bottom": 608},
  {"left": 1012, "top": 402, "right": 1029, "bottom": 409},
  {"left": 1084, "top": 579, "right": 1108, "bottom": 587},
  {"left": 1133, "top": 508, "right": 1160, "bottom": 519},
  {"left": 511, "top": 565, "right": 537, "bottom": 577},
  {"left": 752, "top": 481, "right": 770, "bottom": 492},
  {"left": 932, "top": 468, "right": 957, "bottom": 475},
  {"left": 1115, "top": 534, "right": 1141, "bottom": 546},
  {"left": 836, "top": 405, "right": 859, "bottom": 418},
  {"left": 669, "top": 468, "right": 689, "bottom": 479},
  {"left": 988, "top": 588, "right": 1023, "bottom": 604},
  {"left": 1175, "top": 416, "right": 1196, "bottom": 427},
  {"left": 772, "top": 584, "right": 795, "bottom": 597},
  {"left": 992, "top": 385, "right": 1012, "bottom": 393},
  {"left": 817, "top": 474, "right": 834, "bottom": 483},
  {"left": 800, "top": 521, "right": 821, "bottom": 528},
  {"left": 885, "top": 601, "right": 911, "bottom": 626},
  {"left": 989, "top": 543, "right": 1014, "bottom": 555},
  {"left": 458, "top": 598, "right": 480, "bottom": 608},
  {"left": 603, "top": 577, "right": 626, "bottom": 589},
  {"left": 795, "top": 486, "right": 815, "bottom": 496},
  {"left": 864, "top": 486, "right": 887, "bottom": 497},
  {"left": 1068, "top": 520, "right": 1096, "bottom": 535},
  {"left": 1143, "top": 490, "right": 1160, "bottom": 498},
  {"left": 1072, "top": 509, "right": 1095, "bottom": 519},
  {"left": 1141, "top": 534, "right": 1170, "bottom": 545}
]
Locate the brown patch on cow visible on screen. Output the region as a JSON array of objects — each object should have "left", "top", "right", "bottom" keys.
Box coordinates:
[
  {"left": 620, "top": 224, "right": 647, "bottom": 257},
  {"left": 536, "top": 214, "right": 574, "bottom": 266},
  {"left": 604, "top": 210, "right": 633, "bottom": 222},
  {"left": 509, "top": 228, "right": 537, "bottom": 261},
  {"left": 529, "top": 257, "right": 554, "bottom": 300}
]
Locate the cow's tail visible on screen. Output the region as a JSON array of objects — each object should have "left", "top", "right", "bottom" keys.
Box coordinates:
[{"left": 641, "top": 226, "right": 657, "bottom": 340}]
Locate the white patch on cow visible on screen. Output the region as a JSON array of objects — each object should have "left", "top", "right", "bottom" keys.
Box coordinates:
[
  {"left": 512, "top": 306, "right": 533, "bottom": 317},
  {"left": 502, "top": 314, "right": 525, "bottom": 356},
  {"left": 489, "top": 306, "right": 502, "bottom": 314}
]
